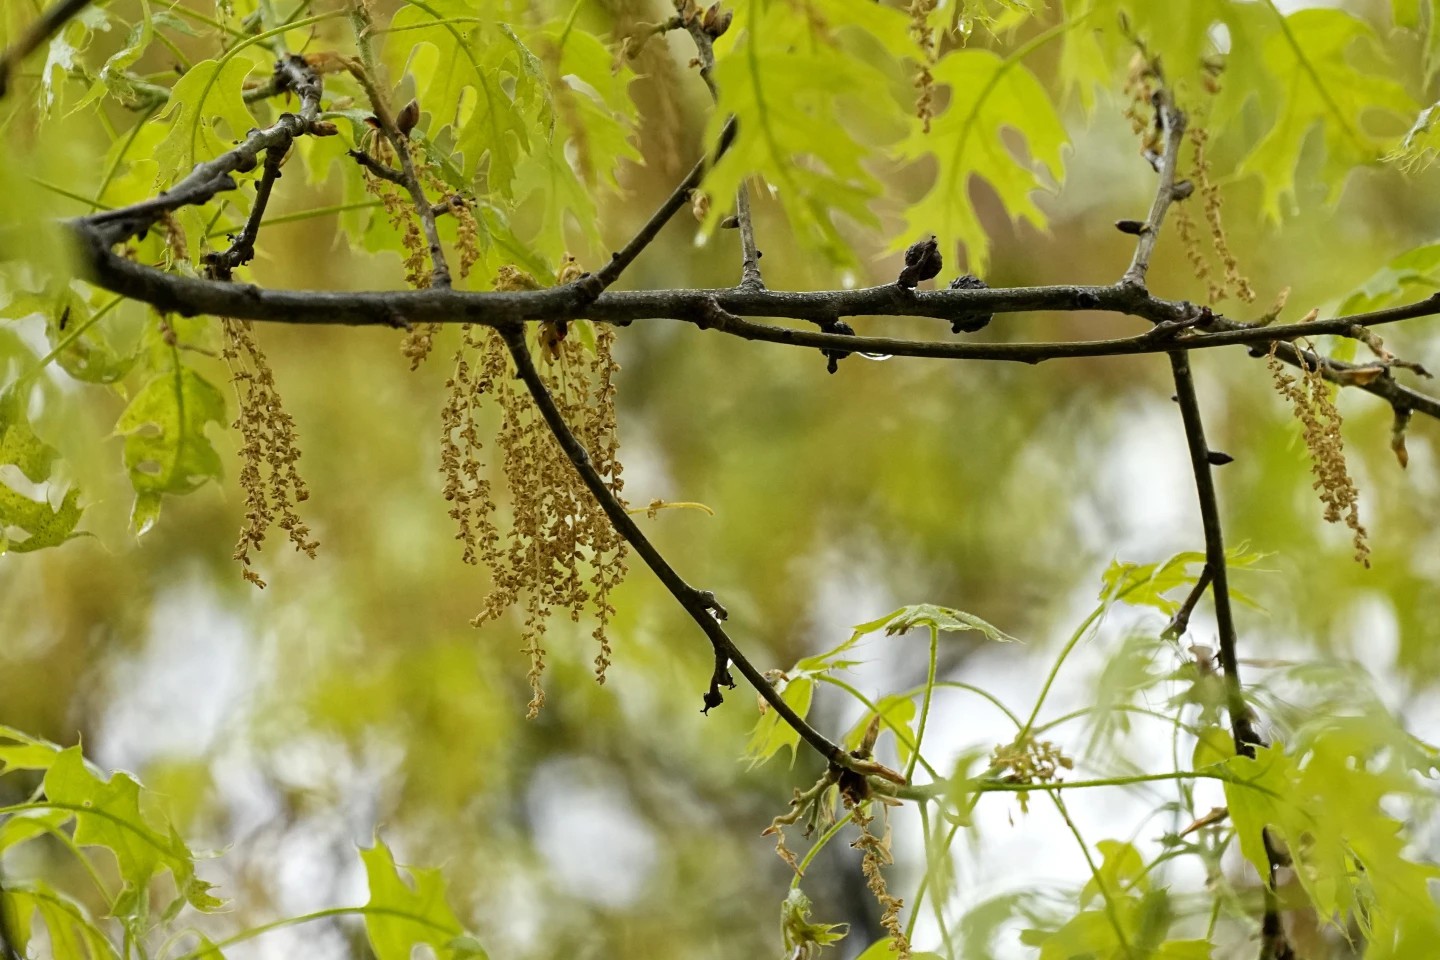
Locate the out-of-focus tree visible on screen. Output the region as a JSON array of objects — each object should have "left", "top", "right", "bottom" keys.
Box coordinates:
[{"left": 1, "top": 1, "right": 1438, "bottom": 958}]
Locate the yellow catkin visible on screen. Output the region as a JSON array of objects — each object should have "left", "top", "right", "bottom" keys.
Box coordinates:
[
  {"left": 989, "top": 737, "right": 1074, "bottom": 814},
  {"left": 1266, "top": 344, "right": 1370, "bottom": 566},
  {"left": 441, "top": 266, "right": 631, "bottom": 713},
  {"left": 851, "top": 804, "right": 911, "bottom": 959},
  {"left": 1191, "top": 127, "right": 1255, "bottom": 305},
  {"left": 222, "top": 318, "right": 318, "bottom": 588},
  {"left": 908, "top": 0, "right": 938, "bottom": 134}
]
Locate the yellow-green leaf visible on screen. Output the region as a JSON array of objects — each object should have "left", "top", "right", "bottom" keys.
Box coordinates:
[{"left": 893, "top": 48, "right": 1067, "bottom": 275}]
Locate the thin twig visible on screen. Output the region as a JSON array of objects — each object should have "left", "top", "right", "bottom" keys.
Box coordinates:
[
  {"left": 498, "top": 321, "right": 858, "bottom": 774},
  {"left": 204, "top": 146, "right": 287, "bottom": 279},
  {"left": 1169, "top": 353, "right": 1256, "bottom": 749},
  {"left": 680, "top": 10, "right": 764, "bottom": 289},
  {"left": 588, "top": 118, "right": 738, "bottom": 295},
  {"left": 1123, "top": 89, "right": 1186, "bottom": 288},
  {"left": 347, "top": 11, "right": 451, "bottom": 289},
  {"left": 1171, "top": 351, "right": 1293, "bottom": 960},
  {"left": 1125, "top": 75, "right": 1294, "bottom": 956},
  {"left": 82, "top": 55, "right": 323, "bottom": 248},
  {"left": 346, "top": 148, "right": 406, "bottom": 185},
  {"left": 0, "top": 0, "right": 94, "bottom": 98},
  {"left": 1162, "top": 563, "right": 1213, "bottom": 640}
]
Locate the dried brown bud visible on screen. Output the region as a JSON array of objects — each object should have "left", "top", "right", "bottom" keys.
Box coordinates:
[
  {"left": 395, "top": 98, "right": 420, "bottom": 138},
  {"left": 719, "top": 214, "right": 739, "bottom": 229},
  {"left": 897, "top": 235, "right": 942, "bottom": 288},
  {"left": 1115, "top": 219, "right": 1148, "bottom": 235},
  {"left": 309, "top": 120, "right": 339, "bottom": 137},
  {"left": 948, "top": 274, "right": 992, "bottom": 333}
]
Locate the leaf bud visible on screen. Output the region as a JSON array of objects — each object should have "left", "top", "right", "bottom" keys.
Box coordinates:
[{"left": 395, "top": 98, "right": 420, "bottom": 138}]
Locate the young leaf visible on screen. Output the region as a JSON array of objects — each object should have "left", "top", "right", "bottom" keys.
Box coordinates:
[
  {"left": 0, "top": 725, "right": 64, "bottom": 774},
  {"left": 781, "top": 888, "right": 849, "bottom": 954},
  {"left": 1235, "top": 9, "right": 1414, "bottom": 221},
  {"left": 893, "top": 48, "right": 1067, "bottom": 275},
  {"left": 0, "top": 388, "right": 86, "bottom": 554},
  {"left": 150, "top": 55, "right": 260, "bottom": 183},
  {"left": 745, "top": 675, "right": 814, "bottom": 767},
  {"left": 359, "top": 837, "right": 482, "bottom": 960},
  {"left": 41, "top": 747, "right": 222, "bottom": 916},
  {"left": 383, "top": 0, "right": 534, "bottom": 194},
  {"left": 857, "top": 603, "right": 1019, "bottom": 645},
  {"left": 114, "top": 360, "right": 226, "bottom": 535}
]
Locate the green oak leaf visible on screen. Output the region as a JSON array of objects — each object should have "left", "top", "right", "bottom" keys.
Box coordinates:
[
  {"left": 893, "top": 48, "right": 1067, "bottom": 275},
  {"left": 359, "top": 837, "right": 482, "bottom": 960},
  {"left": 114, "top": 361, "right": 226, "bottom": 535}
]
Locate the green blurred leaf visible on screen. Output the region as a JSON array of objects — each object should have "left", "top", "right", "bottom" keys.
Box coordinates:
[
  {"left": 1338, "top": 241, "right": 1440, "bottom": 314},
  {"left": 745, "top": 675, "right": 813, "bottom": 766},
  {"left": 1079, "top": 840, "right": 1145, "bottom": 908},
  {"left": 700, "top": 0, "right": 907, "bottom": 264},
  {"left": 1224, "top": 734, "right": 1440, "bottom": 950},
  {"left": 42, "top": 747, "right": 223, "bottom": 917},
  {"left": 114, "top": 358, "right": 226, "bottom": 535},
  {"left": 0, "top": 387, "right": 86, "bottom": 554},
  {"left": 4, "top": 883, "right": 119, "bottom": 960},
  {"left": 359, "top": 837, "right": 480, "bottom": 960},
  {"left": 1235, "top": 9, "right": 1414, "bottom": 221},
  {"left": 781, "top": 888, "right": 849, "bottom": 953},
  {"left": 150, "top": 55, "right": 259, "bottom": 182},
  {"left": 894, "top": 47, "right": 1067, "bottom": 275}
]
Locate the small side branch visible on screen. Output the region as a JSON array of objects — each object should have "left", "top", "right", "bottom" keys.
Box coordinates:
[
  {"left": 77, "top": 55, "right": 324, "bottom": 249},
  {"left": 0, "top": 0, "right": 93, "bottom": 98},
  {"left": 499, "top": 322, "right": 856, "bottom": 773},
  {"left": 680, "top": 6, "right": 764, "bottom": 289},
  {"left": 1123, "top": 89, "right": 1187, "bottom": 288},
  {"left": 589, "top": 118, "right": 738, "bottom": 295},
  {"left": 1171, "top": 350, "right": 1293, "bottom": 960},
  {"left": 204, "top": 146, "right": 287, "bottom": 280},
  {"left": 346, "top": 11, "right": 451, "bottom": 290}
]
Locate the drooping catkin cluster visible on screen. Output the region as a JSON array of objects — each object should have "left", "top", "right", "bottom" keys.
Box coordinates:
[
  {"left": 908, "top": 0, "right": 938, "bottom": 134},
  {"left": 222, "top": 318, "right": 318, "bottom": 588},
  {"left": 440, "top": 268, "right": 629, "bottom": 717},
  {"left": 1189, "top": 127, "right": 1255, "bottom": 305},
  {"left": 850, "top": 803, "right": 910, "bottom": 958},
  {"left": 1266, "top": 343, "right": 1371, "bottom": 567},
  {"left": 989, "top": 736, "right": 1073, "bottom": 814}
]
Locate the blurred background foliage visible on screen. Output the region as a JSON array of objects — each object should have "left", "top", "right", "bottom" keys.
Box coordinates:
[{"left": 1, "top": 0, "right": 1439, "bottom": 957}]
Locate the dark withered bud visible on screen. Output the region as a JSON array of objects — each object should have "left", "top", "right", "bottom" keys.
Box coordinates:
[
  {"left": 1171, "top": 179, "right": 1195, "bottom": 201},
  {"left": 395, "top": 98, "right": 420, "bottom": 138},
  {"left": 897, "top": 235, "right": 942, "bottom": 288},
  {"left": 1206, "top": 450, "right": 1234, "bottom": 466},
  {"left": 719, "top": 214, "right": 740, "bottom": 229},
  {"left": 1115, "top": 219, "right": 1147, "bottom": 235},
  {"left": 948, "top": 274, "right": 993, "bottom": 333},
  {"left": 822, "top": 319, "right": 855, "bottom": 374}
]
